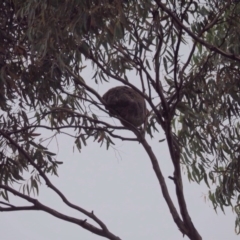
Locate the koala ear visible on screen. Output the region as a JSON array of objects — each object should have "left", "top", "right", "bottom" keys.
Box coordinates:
[{"left": 102, "top": 86, "right": 147, "bottom": 128}]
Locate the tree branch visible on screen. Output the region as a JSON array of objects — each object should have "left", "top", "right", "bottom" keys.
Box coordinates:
[
  {"left": 0, "top": 130, "right": 121, "bottom": 240},
  {"left": 0, "top": 184, "right": 121, "bottom": 240},
  {"left": 139, "top": 137, "right": 188, "bottom": 235},
  {"left": 155, "top": 0, "right": 240, "bottom": 62},
  {"left": 8, "top": 124, "right": 138, "bottom": 142}
]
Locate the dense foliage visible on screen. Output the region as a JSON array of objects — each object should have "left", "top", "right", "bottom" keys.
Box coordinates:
[{"left": 1, "top": 1, "right": 240, "bottom": 239}]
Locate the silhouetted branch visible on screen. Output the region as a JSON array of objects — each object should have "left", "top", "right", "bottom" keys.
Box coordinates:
[
  {"left": 8, "top": 124, "right": 138, "bottom": 142},
  {"left": 0, "top": 130, "right": 121, "bottom": 240},
  {"left": 155, "top": 1, "right": 239, "bottom": 62},
  {"left": 139, "top": 137, "right": 188, "bottom": 235},
  {"left": 0, "top": 184, "right": 121, "bottom": 240}
]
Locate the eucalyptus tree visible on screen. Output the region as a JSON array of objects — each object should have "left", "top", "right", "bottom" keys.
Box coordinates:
[{"left": 1, "top": 1, "right": 240, "bottom": 239}]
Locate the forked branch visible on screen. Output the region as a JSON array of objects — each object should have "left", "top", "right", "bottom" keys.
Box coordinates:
[{"left": 0, "top": 130, "right": 121, "bottom": 240}]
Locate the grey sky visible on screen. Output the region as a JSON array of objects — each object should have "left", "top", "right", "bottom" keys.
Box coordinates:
[
  {"left": 1, "top": 134, "right": 238, "bottom": 239},
  {"left": 1, "top": 12, "right": 238, "bottom": 239},
  {"left": 1, "top": 101, "right": 239, "bottom": 239}
]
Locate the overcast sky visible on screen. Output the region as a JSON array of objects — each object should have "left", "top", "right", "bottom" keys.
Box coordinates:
[
  {"left": 1, "top": 133, "right": 239, "bottom": 240},
  {"left": 1, "top": 16, "right": 239, "bottom": 239},
  {"left": 1, "top": 77, "right": 239, "bottom": 240}
]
